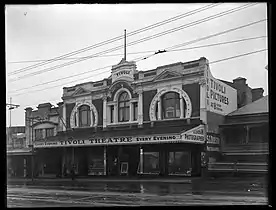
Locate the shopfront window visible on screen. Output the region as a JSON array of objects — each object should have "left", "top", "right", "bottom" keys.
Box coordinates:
[
  {"left": 162, "top": 92, "right": 180, "bottom": 119},
  {"left": 143, "top": 152, "right": 160, "bottom": 174},
  {"left": 168, "top": 151, "right": 192, "bottom": 176},
  {"left": 118, "top": 92, "right": 130, "bottom": 122},
  {"left": 78, "top": 105, "right": 91, "bottom": 127},
  {"left": 87, "top": 152, "right": 104, "bottom": 176}
]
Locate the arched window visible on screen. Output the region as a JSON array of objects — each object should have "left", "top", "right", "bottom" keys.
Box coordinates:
[
  {"left": 118, "top": 92, "right": 130, "bottom": 122},
  {"left": 78, "top": 105, "right": 91, "bottom": 127},
  {"left": 162, "top": 92, "right": 180, "bottom": 119}
]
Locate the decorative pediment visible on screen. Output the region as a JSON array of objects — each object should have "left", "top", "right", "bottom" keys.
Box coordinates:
[
  {"left": 153, "top": 70, "right": 182, "bottom": 81},
  {"left": 72, "top": 87, "right": 90, "bottom": 96}
]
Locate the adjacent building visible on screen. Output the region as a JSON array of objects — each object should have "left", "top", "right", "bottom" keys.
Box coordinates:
[
  {"left": 208, "top": 93, "right": 268, "bottom": 175},
  {"left": 24, "top": 103, "right": 63, "bottom": 177},
  {"left": 6, "top": 126, "right": 32, "bottom": 177}
]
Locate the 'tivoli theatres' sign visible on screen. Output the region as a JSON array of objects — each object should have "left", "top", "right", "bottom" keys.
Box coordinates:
[
  {"left": 34, "top": 126, "right": 206, "bottom": 148},
  {"left": 205, "top": 66, "right": 237, "bottom": 115}
]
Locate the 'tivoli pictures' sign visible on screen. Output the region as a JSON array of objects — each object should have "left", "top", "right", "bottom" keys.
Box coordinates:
[
  {"left": 33, "top": 126, "right": 206, "bottom": 148},
  {"left": 205, "top": 66, "right": 237, "bottom": 115}
]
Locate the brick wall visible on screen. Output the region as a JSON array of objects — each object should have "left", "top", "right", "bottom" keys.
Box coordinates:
[
  {"left": 143, "top": 89, "right": 157, "bottom": 121},
  {"left": 182, "top": 83, "right": 200, "bottom": 117},
  {"left": 66, "top": 103, "right": 75, "bottom": 129},
  {"left": 93, "top": 99, "right": 103, "bottom": 126}
]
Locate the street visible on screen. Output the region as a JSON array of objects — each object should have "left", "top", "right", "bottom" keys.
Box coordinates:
[{"left": 7, "top": 180, "right": 268, "bottom": 207}]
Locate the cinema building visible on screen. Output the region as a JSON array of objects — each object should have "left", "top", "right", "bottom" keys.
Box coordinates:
[{"left": 29, "top": 57, "right": 238, "bottom": 178}]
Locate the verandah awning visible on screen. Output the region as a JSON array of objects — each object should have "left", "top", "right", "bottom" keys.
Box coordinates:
[
  {"left": 33, "top": 124, "right": 205, "bottom": 148},
  {"left": 7, "top": 148, "right": 33, "bottom": 156}
]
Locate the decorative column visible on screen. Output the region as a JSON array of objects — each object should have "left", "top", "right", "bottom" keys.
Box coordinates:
[
  {"left": 199, "top": 78, "right": 208, "bottom": 124},
  {"left": 157, "top": 100, "right": 162, "bottom": 120},
  {"left": 129, "top": 102, "right": 133, "bottom": 122},
  {"left": 62, "top": 148, "right": 65, "bottom": 178},
  {"left": 104, "top": 146, "right": 107, "bottom": 175},
  {"left": 72, "top": 148, "right": 75, "bottom": 166},
  {"left": 137, "top": 90, "right": 143, "bottom": 125},
  {"left": 103, "top": 95, "right": 107, "bottom": 128},
  {"left": 62, "top": 103, "right": 66, "bottom": 131},
  {"left": 140, "top": 146, "right": 143, "bottom": 174},
  {"left": 180, "top": 97, "right": 184, "bottom": 118},
  {"left": 76, "top": 111, "right": 79, "bottom": 127},
  {"left": 24, "top": 158, "right": 27, "bottom": 178}
]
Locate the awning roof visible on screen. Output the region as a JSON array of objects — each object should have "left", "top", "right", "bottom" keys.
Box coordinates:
[
  {"left": 66, "top": 123, "right": 199, "bottom": 140},
  {"left": 7, "top": 148, "right": 32, "bottom": 156},
  {"left": 220, "top": 120, "right": 268, "bottom": 127},
  {"left": 228, "top": 95, "right": 269, "bottom": 116}
]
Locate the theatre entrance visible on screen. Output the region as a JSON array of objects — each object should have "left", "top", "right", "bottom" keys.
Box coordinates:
[{"left": 106, "top": 145, "right": 139, "bottom": 177}]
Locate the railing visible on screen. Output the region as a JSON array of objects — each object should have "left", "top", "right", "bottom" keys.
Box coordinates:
[{"left": 208, "top": 162, "right": 268, "bottom": 173}]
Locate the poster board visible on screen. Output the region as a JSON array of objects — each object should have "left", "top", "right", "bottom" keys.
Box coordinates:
[{"left": 120, "top": 162, "right": 128, "bottom": 175}]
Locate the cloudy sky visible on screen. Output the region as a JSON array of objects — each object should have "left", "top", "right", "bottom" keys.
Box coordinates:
[{"left": 5, "top": 3, "right": 268, "bottom": 126}]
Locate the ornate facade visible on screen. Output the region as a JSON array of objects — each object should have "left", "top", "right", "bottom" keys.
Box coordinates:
[{"left": 28, "top": 57, "right": 240, "bottom": 178}]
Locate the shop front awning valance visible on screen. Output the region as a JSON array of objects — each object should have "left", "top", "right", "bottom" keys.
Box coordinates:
[
  {"left": 33, "top": 124, "right": 206, "bottom": 148},
  {"left": 7, "top": 148, "right": 33, "bottom": 156}
]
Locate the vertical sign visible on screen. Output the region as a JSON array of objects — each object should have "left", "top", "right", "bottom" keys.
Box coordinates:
[{"left": 205, "top": 66, "right": 237, "bottom": 115}]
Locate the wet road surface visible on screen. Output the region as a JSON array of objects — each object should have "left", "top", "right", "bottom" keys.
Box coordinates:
[{"left": 7, "top": 181, "right": 268, "bottom": 207}]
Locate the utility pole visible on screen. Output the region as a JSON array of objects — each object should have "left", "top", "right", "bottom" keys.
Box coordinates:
[
  {"left": 6, "top": 98, "right": 20, "bottom": 148},
  {"left": 124, "top": 29, "right": 126, "bottom": 60},
  {"left": 26, "top": 116, "right": 42, "bottom": 182}
]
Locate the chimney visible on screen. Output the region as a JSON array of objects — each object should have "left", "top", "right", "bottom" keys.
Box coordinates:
[
  {"left": 252, "top": 88, "right": 264, "bottom": 102},
  {"left": 37, "top": 103, "right": 52, "bottom": 111},
  {"left": 233, "top": 77, "right": 247, "bottom": 86}
]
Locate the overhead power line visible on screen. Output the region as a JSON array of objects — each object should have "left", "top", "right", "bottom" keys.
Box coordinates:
[
  {"left": 8, "top": 3, "right": 220, "bottom": 76},
  {"left": 8, "top": 56, "right": 144, "bottom": 97},
  {"left": 7, "top": 36, "right": 266, "bottom": 64},
  {"left": 17, "top": 48, "right": 268, "bottom": 109},
  {"left": 7, "top": 18, "right": 266, "bottom": 95},
  {"left": 8, "top": 3, "right": 258, "bottom": 82}
]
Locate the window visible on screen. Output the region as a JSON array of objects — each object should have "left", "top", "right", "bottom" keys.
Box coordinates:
[
  {"left": 35, "top": 129, "right": 43, "bottom": 140},
  {"left": 168, "top": 151, "right": 192, "bottom": 175},
  {"left": 110, "top": 105, "right": 114, "bottom": 123},
  {"left": 78, "top": 105, "right": 91, "bottom": 127},
  {"left": 249, "top": 125, "right": 268, "bottom": 143},
  {"left": 224, "top": 126, "right": 246, "bottom": 144},
  {"left": 133, "top": 102, "right": 138, "bottom": 121},
  {"left": 118, "top": 92, "right": 130, "bottom": 122},
  {"left": 143, "top": 152, "right": 160, "bottom": 174},
  {"left": 162, "top": 92, "right": 180, "bottom": 119},
  {"left": 45, "top": 128, "right": 54, "bottom": 138}
]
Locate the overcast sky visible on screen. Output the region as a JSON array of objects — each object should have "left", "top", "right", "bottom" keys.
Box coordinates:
[{"left": 5, "top": 3, "right": 268, "bottom": 126}]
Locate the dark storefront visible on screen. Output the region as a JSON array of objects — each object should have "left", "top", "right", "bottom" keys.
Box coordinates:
[
  {"left": 33, "top": 119, "right": 205, "bottom": 178},
  {"left": 7, "top": 150, "right": 33, "bottom": 178}
]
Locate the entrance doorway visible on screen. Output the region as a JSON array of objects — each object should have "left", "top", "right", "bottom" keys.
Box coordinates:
[{"left": 107, "top": 145, "right": 139, "bottom": 176}]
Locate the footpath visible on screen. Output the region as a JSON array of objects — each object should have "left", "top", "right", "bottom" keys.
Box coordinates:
[{"left": 6, "top": 176, "right": 268, "bottom": 197}]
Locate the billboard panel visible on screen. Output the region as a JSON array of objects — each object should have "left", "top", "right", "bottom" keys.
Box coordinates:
[{"left": 205, "top": 66, "right": 237, "bottom": 115}]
